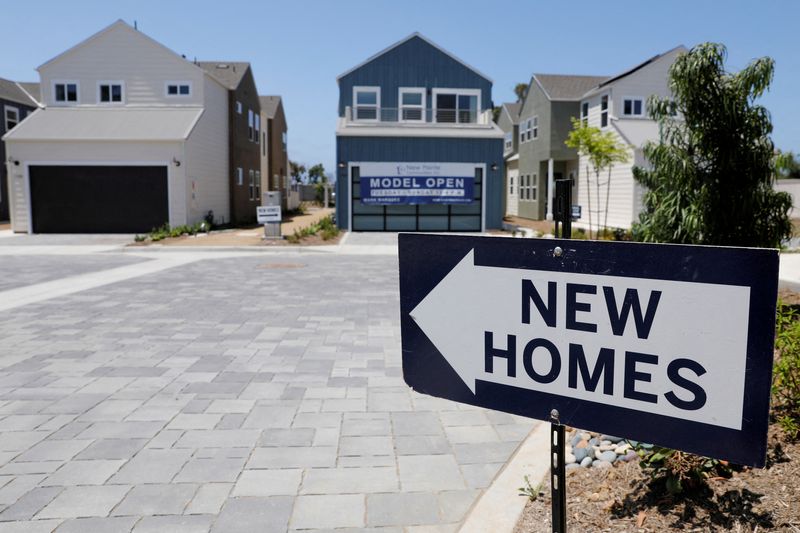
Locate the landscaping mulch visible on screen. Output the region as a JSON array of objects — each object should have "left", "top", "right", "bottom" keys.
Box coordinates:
[{"left": 513, "top": 424, "right": 799, "bottom": 532}]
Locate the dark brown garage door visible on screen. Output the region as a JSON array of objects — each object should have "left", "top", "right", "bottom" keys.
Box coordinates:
[{"left": 30, "top": 165, "right": 169, "bottom": 233}]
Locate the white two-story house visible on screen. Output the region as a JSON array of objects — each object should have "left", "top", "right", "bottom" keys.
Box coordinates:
[
  {"left": 575, "top": 45, "right": 686, "bottom": 230},
  {"left": 3, "top": 20, "right": 230, "bottom": 233}
]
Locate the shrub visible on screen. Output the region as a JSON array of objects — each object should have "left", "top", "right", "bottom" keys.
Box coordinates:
[
  {"left": 774, "top": 301, "right": 800, "bottom": 439},
  {"left": 632, "top": 442, "right": 731, "bottom": 495}
]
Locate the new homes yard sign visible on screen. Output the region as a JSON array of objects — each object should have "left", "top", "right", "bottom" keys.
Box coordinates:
[{"left": 399, "top": 234, "right": 779, "bottom": 467}]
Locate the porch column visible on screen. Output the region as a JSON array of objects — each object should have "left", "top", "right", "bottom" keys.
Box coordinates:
[{"left": 545, "top": 158, "right": 554, "bottom": 221}]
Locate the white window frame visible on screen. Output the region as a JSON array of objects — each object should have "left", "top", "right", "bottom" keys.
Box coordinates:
[
  {"left": 4, "top": 105, "right": 20, "bottom": 132},
  {"left": 531, "top": 173, "right": 538, "bottom": 201},
  {"left": 254, "top": 114, "right": 260, "bottom": 144},
  {"left": 398, "top": 87, "right": 425, "bottom": 123},
  {"left": 248, "top": 109, "right": 254, "bottom": 141},
  {"left": 431, "top": 88, "right": 481, "bottom": 124},
  {"left": 236, "top": 101, "right": 242, "bottom": 114},
  {"left": 237, "top": 167, "right": 243, "bottom": 186},
  {"left": 504, "top": 131, "right": 513, "bottom": 153},
  {"left": 580, "top": 102, "right": 589, "bottom": 124},
  {"left": 249, "top": 169, "right": 255, "bottom": 200},
  {"left": 532, "top": 116, "right": 539, "bottom": 139},
  {"left": 622, "top": 96, "right": 645, "bottom": 117},
  {"left": 509, "top": 175, "right": 514, "bottom": 195},
  {"left": 600, "top": 94, "right": 609, "bottom": 128},
  {"left": 97, "top": 80, "right": 125, "bottom": 105},
  {"left": 353, "top": 86, "right": 380, "bottom": 122},
  {"left": 524, "top": 118, "right": 533, "bottom": 141},
  {"left": 165, "top": 81, "right": 192, "bottom": 98},
  {"left": 52, "top": 80, "right": 79, "bottom": 105}
]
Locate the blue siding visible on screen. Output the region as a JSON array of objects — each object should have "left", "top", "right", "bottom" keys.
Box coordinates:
[
  {"left": 336, "top": 136, "right": 504, "bottom": 230},
  {"left": 338, "top": 36, "right": 493, "bottom": 115}
]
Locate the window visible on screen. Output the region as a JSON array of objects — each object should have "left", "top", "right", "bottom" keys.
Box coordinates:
[
  {"left": 236, "top": 101, "right": 242, "bottom": 114},
  {"left": 4, "top": 106, "right": 19, "bottom": 131},
  {"left": 581, "top": 102, "right": 589, "bottom": 125},
  {"left": 531, "top": 174, "right": 538, "bottom": 201},
  {"left": 254, "top": 114, "right": 260, "bottom": 144},
  {"left": 248, "top": 110, "right": 254, "bottom": 141},
  {"left": 509, "top": 176, "right": 514, "bottom": 195},
  {"left": 399, "top": 88, "right": 425, "bottom": 122},
  {"left": 519, "top": 128, "right": 525, "bottom": 144},
  {"left": 353, "top": 86, "right": 380, "bottom": 121},
  {"left": 98, "top": 82, "right": 123, "bottom": 103},
  {"left": 600, "top": 95, "right": 609, "bottom": 127},
  {"left": 255, "top": 171, "right": 261, "bottom": 200},
  {"left": 282, "top": 132, "right": 287, "bottom": 152},
  {"left": 532, "top": 116, "right": 539, "bottom": 139},
  {"left": 622, "top": 97, "right": 644, "bottom": 117},
  {"left": 237, "top": 167, "right": 243, "bottom": 186},
  {"left": 525, "top": 118, "right": 533, "bottom": 141},
  {"left": 53, "top": 81, "right": 78, "bottom": 104},
  {"left": 262, "top": 132, "right": 266, "bottom": 156},
  {"left": 166, "top": 82, "right": 191, "bottom": 97},
  {"left": 249, "top": 170, "right": 255, "bottom": 200},
  {"left": 504, "top": 132, "right": 513, "bottom": 152},
  {"left": 433, "top": 89, "right": 480, "bottom": 123}
]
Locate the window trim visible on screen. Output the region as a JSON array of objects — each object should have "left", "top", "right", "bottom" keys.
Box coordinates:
[
  {"left": 248, "top": 109, "right": 254, "bottom": 141},
  {"left": 580, "top": 102, "right": 589, "bottom": 125},
  {"left": 236, "top": 167, "right": 243, "bottom": 186},
  {"left": 249, "top": 169, "right": 255, "bottom": 200},
  {"left": 398, "top": 87, "right": 426, "bottom": 123},
  {"left": 165, "top": 81, "right": 192, "bottom": 98},
  {"left": 353, "top": 86, "right": 381, "bottom": 122},
  {"left": 431, "top": 88, "right": 481, "bottom": 124},
  {"left": 4, "top": 105, "right": 20, "bottom": 132},
  {"left": 600, "top": 94, "right": 609, "bottom": 128},
  {"left": 52, "top": 80, "right": 79, "bottom": 105},
  {"left": 255, "top": 170, "right": 261, "bottom": 200},
  {"left": 254, "top": 114, "right": 260, "bottom": 144},
  {"left": 236, "top": 101, "right": 242, "bottom": 114},
  {"left": 622, "top": 96, "right": 645, "bottom": 118},
  {"left": 532, "top": 116, "right": 539, "bottom": 139},
  {"left": 97, "top": 80, "right": 125, "bottom": 105},
  {"left": 504, "top": 131, "right": 513, "bottom": 153}
]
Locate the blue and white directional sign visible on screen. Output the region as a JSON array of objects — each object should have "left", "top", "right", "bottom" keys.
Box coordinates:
[
  {"left": 399, "top": 234, "right": 779, "bottom": 467},
  {"left": 360, "top": 162, "right": 475, "bottom": 205}
]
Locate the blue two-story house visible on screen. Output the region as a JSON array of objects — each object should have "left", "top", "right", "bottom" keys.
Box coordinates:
[{"left": 335, "top": 33, "right": 505, "bottom": 232}]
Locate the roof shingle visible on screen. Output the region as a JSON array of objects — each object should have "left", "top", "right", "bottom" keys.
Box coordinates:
[
  {"left": 533, "top": 74, "right": 609, "bottom": 101},
  {"left": 196, "top": 61, "right": 251, "bottom": 90},
  {"left": 259, "top": 96, "right": 282, "bottom": 118},
  {"left": 0, "top": 77, "right": 39, "bottom": 107}
]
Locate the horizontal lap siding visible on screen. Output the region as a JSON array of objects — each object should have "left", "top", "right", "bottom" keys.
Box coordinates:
[{"left": 336, "top": 136, "right": 504, "bottom": 230}]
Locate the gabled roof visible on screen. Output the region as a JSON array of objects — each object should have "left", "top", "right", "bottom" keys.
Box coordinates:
[
  {"left": 196, "top": 62, "right": 251, "bottom": 90},
  {"left": 501, "top": 102, "right": 521, "bottom": 125},
  {"left": 0, "top": 78, "right": 39, "bottom": 107},
  {"left": 336, "top": 32, "right": 493, "bottom": 83},
  {"left": 596, "top": 45, "right": 687, "bottom": 90},
  {"left": 532, "top": 74, "right": 609, "bottom": 101},
  {"left": 3, "top": 107, "right": 204, "bottom": 142},
  {"left": 259, "top": 95, "right": 282, "bottom": 118}
]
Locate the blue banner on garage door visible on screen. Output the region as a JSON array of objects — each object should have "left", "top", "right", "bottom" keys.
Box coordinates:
[{"left": 359, "top": 162, "right": 476, "bottom": 206}]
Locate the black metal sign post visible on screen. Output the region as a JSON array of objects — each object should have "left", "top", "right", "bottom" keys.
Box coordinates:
[{"left": 550, "top": 177, "right": 572, "bottom": 532}]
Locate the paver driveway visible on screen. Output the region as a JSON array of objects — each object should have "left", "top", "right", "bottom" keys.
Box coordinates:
[{"left": 0, "top": 236, "right": 535, "bottom": 532}]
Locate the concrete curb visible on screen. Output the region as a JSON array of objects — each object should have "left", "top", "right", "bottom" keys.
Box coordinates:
[{"left": 460, "top": 422, "right": 551, "bottom": 533}]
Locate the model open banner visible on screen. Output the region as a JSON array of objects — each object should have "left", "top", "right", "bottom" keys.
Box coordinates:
[
  {"left": 359, "top": 163, "right": 475, "bottom": 205},
  {"left": 398, "top": 234, "right": 779, "bottom": 467}
]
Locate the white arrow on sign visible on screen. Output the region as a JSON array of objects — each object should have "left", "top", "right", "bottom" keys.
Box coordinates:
[{"left": 408, "top": 248, "right": 751, "bottom": 431}]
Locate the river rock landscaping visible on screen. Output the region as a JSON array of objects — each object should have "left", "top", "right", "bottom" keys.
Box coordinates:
[{"left": 566, "top": 431, "right": 640, "bottom": 470}]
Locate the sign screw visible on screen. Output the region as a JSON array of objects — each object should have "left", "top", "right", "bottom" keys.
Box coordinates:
[
  {"left": 553, "top": 247, "right": 563, "bottom": 257},
  {"left": 550, "top": 409, "right": 560, "bottom": 422}
]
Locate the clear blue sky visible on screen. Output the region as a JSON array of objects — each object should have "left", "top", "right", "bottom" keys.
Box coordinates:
[{"left": 2, "top": 0, "right": 798, "bottom": 176}]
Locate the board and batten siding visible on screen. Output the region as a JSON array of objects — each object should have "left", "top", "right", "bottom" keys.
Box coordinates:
[
  {"left": 338, "top": 36, "right": 492, "bottom": 115},
  {"left": 39, "top": 23, "right": 205, "bottom": 107},
  {"left": 336, "top": 136, "right": 504, "bottom": 230},
  {"left": 5, "top": 140, "right": 183, "bottom": 232},
  {"left": 184, "top": 76, "right": 229, "bottom": 225}
]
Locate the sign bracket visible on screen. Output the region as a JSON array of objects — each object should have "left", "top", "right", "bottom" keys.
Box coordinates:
[{"left": 550, "top": 410, "right": 567, "bottom": 533}]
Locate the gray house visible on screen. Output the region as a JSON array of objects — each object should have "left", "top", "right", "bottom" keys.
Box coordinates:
[
  {"left": 514, "top": 74, "right": 605, "bottom": 220},
  {"left": 496, "top": 102, "right": 520, "bottom": 217},
  {"left": 0, "top": 78, "right": 39, "bottom": 221}
]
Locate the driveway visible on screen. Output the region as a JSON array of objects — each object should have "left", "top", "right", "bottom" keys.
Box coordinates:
[{"left": 0, "top": 238, "right": 535, "bottom": 532}]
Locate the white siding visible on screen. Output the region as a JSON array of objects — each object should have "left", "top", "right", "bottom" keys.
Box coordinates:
[
  {"left": 506, "top": 163, "right": 519, "bottom": 217},
  {"left": 40, "top": 23, "right": 205, "bottom": 107},
  {"left": 5, "top": 140, "right": 185, "bottom": 232},
  {"left": 574, "top": 145, "right": 637, "bottom": 230},
  {"left": 184, "top": 76, "right": 229, "bottom": 225}
]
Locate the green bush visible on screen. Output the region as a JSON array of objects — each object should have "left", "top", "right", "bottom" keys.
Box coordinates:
[
  {"left": 774, "top": 301, "right": 800, "bottom": 439},
  {"left": 285, "top": 215, "right": 339, "bottom": 243},
  {"left": 631, "top": 442, "right": 731, "bottom": 495},
  {"left": 145, "top": 222, "right": 208, "bottom": 242}
]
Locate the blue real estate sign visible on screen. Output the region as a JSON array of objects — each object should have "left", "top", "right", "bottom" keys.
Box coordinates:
[
  {"left": 359, "top": 162, "right": 475, "bottom": 205},
  {"left": 399, "top": 234, "right": 779, "bottom": 467}
]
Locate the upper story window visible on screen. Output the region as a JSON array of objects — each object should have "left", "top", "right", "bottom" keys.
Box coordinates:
[
  {"left": 282, "top": 132, "right": 287, "bottom": 152},
  {"left": 532, "top": 116, "right": 539, "bottom": 139},
  {"left": 98, "top": 82, "right": 123, "bottom": 104},
  {"left": 600, "top": 95, "right": 609, "bottom": 127},
  {"left": 399, "top": 88, "right": 425, "bottom": 122},
  {"left": 166, "top": 82, "right": 192, "bottom": 97},
  {"left": 248, "top": 109, "right": 254, "bottom": 141},
  {"left": 53, "top": 81, "right": 78, "bottom": 104},
  {"left": 504, "top": 131, "right": 513, "bottom": 152},
  {"left": 622, "top": 97, "right": 644, "bottom": 117},
  {"left": 434, "top": 89, "right": 479, "bottom": 124},
  {"left": 254, "top": 114, "right": 260, "bottom": 144},
  {"left": 354, "top": 86, "right": 380, "bottom": 121},
  {"left": 581, "top": 102, "right": 589, "bottom": 125},
  {"left": 523, "top": 118, "right": 533, "bottom": 141},
  {"left": 4, "top": 106, "right": 20, "bottom": 132},
  {"left": 236, "top": 101, "right": 242, "bottom": 114}
]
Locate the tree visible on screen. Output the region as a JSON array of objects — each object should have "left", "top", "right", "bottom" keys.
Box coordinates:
[
  {"left": 307, "top": 163, "right": 326, "bottom": 184},
  {"left": 565, "top": 118, "right": 629, "bottom": 238},
  {"left": 633, "top": 43, "right": 791, "bottom": 248},
  {"left": 290, "top": 161, "right": 306, "bottom": 184},
  {"left": 514, "top": 83, "right": 528, "bottom": 102},
  {"left": 776, "top": 150, "right": 800, "bottom": 180}
]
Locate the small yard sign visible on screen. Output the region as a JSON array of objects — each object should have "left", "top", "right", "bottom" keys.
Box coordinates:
[
  {"left": 257, "top": 205, "right": 281, "bottom": 224},
  {"left": 399, "top": 234, "right": 779, "bottom": 467}
]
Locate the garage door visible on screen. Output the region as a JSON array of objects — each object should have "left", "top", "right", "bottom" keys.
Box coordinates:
[
  {"left": 29, "top": 165, "right": 169, "bottom": 233},
  {"left": 351, "top": 166, "right": 482, "bottom": 232}
]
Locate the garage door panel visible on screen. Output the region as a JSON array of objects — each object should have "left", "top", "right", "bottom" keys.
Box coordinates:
[{"left": 30, "top": 166, "right": 168, "bottom": 233}]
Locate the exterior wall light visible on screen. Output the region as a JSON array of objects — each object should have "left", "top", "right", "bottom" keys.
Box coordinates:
[
  {"left": 172, "top": 157, "right": 181, "bottom": 167},
  {"left": 337, "top": 161, "right": 346, "bottom": 169},
  {"left": 490, "top": 163, "right": 498, "bottom": 171}
]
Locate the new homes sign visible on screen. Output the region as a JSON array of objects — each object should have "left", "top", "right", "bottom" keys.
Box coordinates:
[
  {"left": 359, "top": 162, "right": 475, "bottom": 205},
  {"left": 399, "top": 234, "right": 779, "bottom": 467}
]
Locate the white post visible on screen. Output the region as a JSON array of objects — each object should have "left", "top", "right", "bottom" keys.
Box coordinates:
[{"left": 546, "top": 158, "right": 554, "bottom": 221}]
